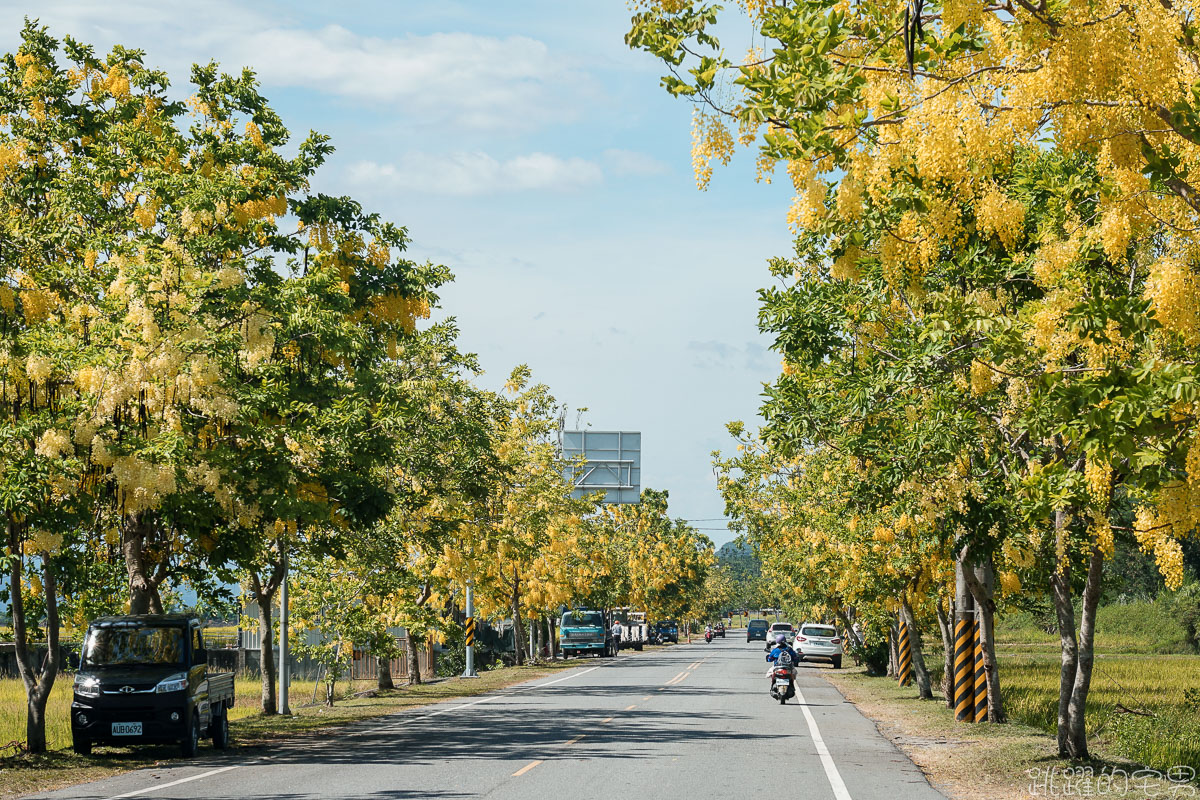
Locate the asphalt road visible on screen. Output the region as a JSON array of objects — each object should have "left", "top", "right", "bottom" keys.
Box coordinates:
[{"left": 27, "top": 635, "right": 946, "bottom": 800}]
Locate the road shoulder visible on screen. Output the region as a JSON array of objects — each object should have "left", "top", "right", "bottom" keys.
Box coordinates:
[{"left": 822, "top": 667, "right": 1182, "bottom": 800}]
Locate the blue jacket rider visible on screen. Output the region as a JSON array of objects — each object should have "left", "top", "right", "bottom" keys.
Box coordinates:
[{"left": 766, "top": 633, "right": 799, "bottom": 670}]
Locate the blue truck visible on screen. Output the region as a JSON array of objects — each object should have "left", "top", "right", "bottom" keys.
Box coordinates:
[{"left": 559, "top": 609, "right": 617, "bottom": 658}]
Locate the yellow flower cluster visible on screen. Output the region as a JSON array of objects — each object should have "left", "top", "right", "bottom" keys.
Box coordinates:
[
  {"left": 35, "top": 429, "right": 73, "bottom": 460},
  {"left": 691, "top": 109, "right": 734, "bottom": 191},
  {"left": 232, "top": 194, "right": 287, "bottom": 226},
  {"left": 969, "top": 360, "right": 997, "bottom": 396},
  {"left": 975, "top": 184, "right": 1025, "bottom": 251},
  {"left": 111, "top": 455, "right": 177, "bottom": 514},
  {"left": 369, "top": 294, "right": 430, "bottom": 333},
  {"left": 1144, "top": 258, "right": 1200, "bottom": 346},
  {"left": 23, "top": 529, "right": 63, "bottom": 555}
]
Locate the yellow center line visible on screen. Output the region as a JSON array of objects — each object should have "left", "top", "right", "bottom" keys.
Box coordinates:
[
  {"left": 657, "top": 687, "right": 666, "bottom": 691},
  {"left": 512, "top": 760, "right": 543, "bottom": 777},
  {"left": 625, "top": 704, "right": 637, "bottom": 710},
  {"left": 565, "top": 735, "right": 586, "bottom": 746},
  {"left": 641, "top": 695, "right": 651, "bottom": 700},
  {"left": 601, "top": 716, "right": 614, "bottom": 723},
  {"left": 673, "top": 672, "right": 691, "bottom": 685},
  {"left": 665, "top": 671, "right": 687, "bottom": 685}
]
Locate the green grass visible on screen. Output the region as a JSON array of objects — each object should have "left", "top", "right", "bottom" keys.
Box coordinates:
[{"left": 995, "top": 598, "right": 1195, "bottom": 654}]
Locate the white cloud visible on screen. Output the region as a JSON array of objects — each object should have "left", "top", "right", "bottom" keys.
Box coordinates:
[
  {"left": 1, "top": 3, "right": 580, "bottom": 131},
  {"left": 348, "top": 152, "right": 604, "bottom": 197},
  {"left": 224, "top": 27, "right": 573, "bottom": 131},
  {"left": 603, "top": 148, "right": 670, "bottom": 177}
]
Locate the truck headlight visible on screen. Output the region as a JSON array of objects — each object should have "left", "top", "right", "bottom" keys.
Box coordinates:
[
  {"left": 74, "top": 674, "right": 100, "bottom": 698},
  {"left": 155, "top": 673, "right": 189, "bottom": 693}
]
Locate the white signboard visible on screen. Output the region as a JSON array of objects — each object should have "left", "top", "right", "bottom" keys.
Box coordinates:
[{"left": 562, "top": 430, "right": 641, "bottom": 504}]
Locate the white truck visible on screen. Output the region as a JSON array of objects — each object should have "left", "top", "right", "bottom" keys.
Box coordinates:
[{"left": 613, "top": 608, "right": 647, "bottom": 651}]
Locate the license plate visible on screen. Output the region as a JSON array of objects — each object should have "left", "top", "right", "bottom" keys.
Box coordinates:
[
  {"left": 774, "top": 678, "right": 790, "bottom": 686},
  {"left": 112, "top": 721, "right": 142, "bottom": 736}
]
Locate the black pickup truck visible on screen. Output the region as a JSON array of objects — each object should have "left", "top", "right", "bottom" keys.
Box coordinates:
[{"left": 71, "top": 614, "right": 235, "bottom": 757}]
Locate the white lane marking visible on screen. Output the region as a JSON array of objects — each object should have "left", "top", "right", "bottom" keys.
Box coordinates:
[
  {"left": 518, "top": 666, "right": 600, "bottom": 690},
  {"left": 103, "top": 765, "right": 241, "bottom": 799},
  {"left": 367, "top": 666, "right": 600, "bottom": 734},
  {"left": 794, "top": 685, "right": 853, "bottom": 800}
]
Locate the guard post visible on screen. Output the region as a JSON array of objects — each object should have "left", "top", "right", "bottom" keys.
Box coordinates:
[
  {"left": 462, "top": 579, "right": 479, "bottom": 678},
  {"left": 897, "top": 615, "right": 913, "bottom": 687},
  {"left": 953, "top": 555, "right": 975, "bottom": 722},
  {"left": 974, "top": 614, "right": 988, "bottom": 722}
]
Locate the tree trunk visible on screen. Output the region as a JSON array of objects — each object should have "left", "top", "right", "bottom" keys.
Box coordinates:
[
  {"left": 407, "top": 633, "right": 423, "bottom": 685},
  {"left": 7, "top": 517, "right": 60, "bottom": 754},
  {"left": 887, "top": 622, "right": 899, "bottom": 678},
  {"left": 1050, "top": 507, "right": 1079, "bottom": 758},
  {"left": 249, "top": 571, "right": 279, "bottom": 716},
  {"left": 121, "top": 513, "right": 156, "bottom": 614},
  {"left": 377, "top": 654, "right": 394, "bottom": 690},
  {"left": 257, "top": 591, "right": 277, "bottom": 715},
  {"left": 510, "top": 570, "right": 524, "bottom": 667},
  {"left": 1066, "top": 544, "right": 1104, "bottom": 758},
  {"left": 901, "top": 598, "right": 934, "bottom": 700},
  {"left": 963, "top": 555, "right": 1006, "bottom": 723},
  {"left": 835, "top": 608, "right": 864, "bottom": 650},
  {"left": 936, "top": 598, "right": 955, "bottom": 707}
]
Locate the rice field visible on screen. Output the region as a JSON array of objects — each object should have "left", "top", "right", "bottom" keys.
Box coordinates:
[{"left": 1000, "top": 653, "right": 1200, "bottom": 775}]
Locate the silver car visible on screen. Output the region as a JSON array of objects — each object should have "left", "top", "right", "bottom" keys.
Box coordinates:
[
  {"left": 764, "top": 622, "right": 795, "bottom": 650},
  {"left": 796, "top": 623, "right": 843, "bottom": 669}
]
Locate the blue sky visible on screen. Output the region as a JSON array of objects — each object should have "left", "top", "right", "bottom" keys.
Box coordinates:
[{"left": 3, "top": 1, "right": 796, "bottom": 546}]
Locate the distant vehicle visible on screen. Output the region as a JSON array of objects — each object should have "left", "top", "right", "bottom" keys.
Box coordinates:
[
  {"left": 71, "top": 614, "right": 234, "bottom": 757},
  {"left": 612, "top": 608, "right": 647, "bottom": 652},
  {"left": 560, "top": 610, "right": 617, "bottom": 658},
  {"left": 655, "top": 620, "right": 679, "bottom": 644},
  {"left": 714, "top": 622, "right": 725, "bottom": 638},
  {"left": 747, "top": 619, "right": 769, "bottom": 642},
  {"left": 796, "top": 623, "right": 843, "bottom": 669},
  {"left": 765, "top": 622, "right": 796, "bottom": 650}
]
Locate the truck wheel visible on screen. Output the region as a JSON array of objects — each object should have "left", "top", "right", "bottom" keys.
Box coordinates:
[
  {"left": 181, "top": 714, "right": 200, "bottom": 758},
  {"left": 212, "top": 711, "right": 230, "bottom": 749},
  {"left": 72, "top": 736, "right": 92, "bottom": 756},
  {"left": 832, "top": 656, "right": 842, "bottom": 669}
]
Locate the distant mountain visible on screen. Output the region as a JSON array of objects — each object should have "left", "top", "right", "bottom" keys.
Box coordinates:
[{"left": 717, "top": 539, "right": 760, "bottom": 580}]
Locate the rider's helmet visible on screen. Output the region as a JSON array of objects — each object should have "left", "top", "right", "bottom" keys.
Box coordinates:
[{"left": 775, "top": 633, "right": 787, "bottom": 645}]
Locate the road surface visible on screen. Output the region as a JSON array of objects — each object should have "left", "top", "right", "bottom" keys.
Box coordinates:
[{"left": 27, "top": 635, "right": 946, "bottom": 800}]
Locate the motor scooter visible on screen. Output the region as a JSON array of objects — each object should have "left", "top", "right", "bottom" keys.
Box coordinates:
[
  {"left": 769, "top": 650, "right": 796, "bottom": 704},
  {"left": 704, "top": 630, "right": 713, "bottom": 643}
]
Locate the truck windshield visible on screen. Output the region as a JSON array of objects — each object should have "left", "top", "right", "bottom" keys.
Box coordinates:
[
  {"left": 82, "top": 626, "right": 185, "bottom": 667},
  {"left": 562, "top": 612, "right": 603, "bottom": 627}
]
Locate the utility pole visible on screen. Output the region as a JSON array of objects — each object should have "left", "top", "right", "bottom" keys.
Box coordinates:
[
  {"left": 462, "top": 578, "right": 479, "bottom": 678},
  {"left": 278, "top": 549, "right": 291, "bottom": 715}
]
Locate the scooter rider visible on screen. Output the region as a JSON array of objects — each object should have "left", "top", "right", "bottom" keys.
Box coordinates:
[{"left": 765, "top": 633, "right": 799, "bottom": 685}]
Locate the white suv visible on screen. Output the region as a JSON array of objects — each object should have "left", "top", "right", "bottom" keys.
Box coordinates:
[
  {"left": 796, "top": 623, "right": 843, "bottom": 669},
  {"left": 764, "top": 622, "right": 795, "bottom": 649}
]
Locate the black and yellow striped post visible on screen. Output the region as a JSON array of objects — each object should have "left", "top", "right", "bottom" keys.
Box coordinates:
[
  {"left": 462, "top": 579, "right": 479, "bottom": 678},
  {"left": 953, "top": 616, "right": 975, "bottom": 722},
  {"left": 897, "top": 616, "right": 913, "bottom": 687},
  {"left": 974, "top": 617, "right": 988, "bottom": 722}
]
